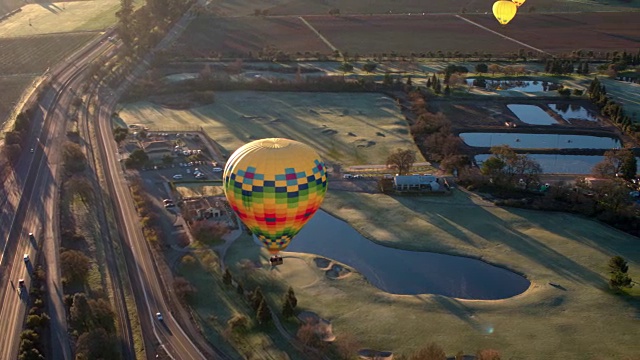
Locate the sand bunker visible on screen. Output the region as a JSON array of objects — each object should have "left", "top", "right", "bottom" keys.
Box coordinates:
[
  {"left": 297, "top": 311, "right": 336, "bottom": 342},
  {"left": 358, "top": 349, "right": 393, "bottom": 360},
  {"left": 354, "top": 139, "right": 376, "bottom": 148},
  {"left": 326, "top": 264, "right": 352, "bottom": 279},
  {"left": 313, "top": 257, "right": 331, "bottom": 270},
  {"left": 313, "top": 257, "right": 353, "bottom": 279}
]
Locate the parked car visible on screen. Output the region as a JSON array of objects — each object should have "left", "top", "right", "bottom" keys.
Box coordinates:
[{"left": 172, "top": 174, "right": 183, "bottom": 180}]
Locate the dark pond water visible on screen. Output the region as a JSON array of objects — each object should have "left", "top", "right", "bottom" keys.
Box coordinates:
[
  {"left": 467, "top": 79, "right": 556, "bottom": 92},
  {"left": 285, "top": 211, "right": 531, "bottom": 300},
  {"left": 475, "top": 154, "right": 640, "bottom": 174},
  {"left": 507, "top": 104, "right": 557, "bottom": 125},
  {"left": 549, "top": 104, "right": 598, "bottom": 123},
  {"left": 460, "top": 133, "right": 621, "bottom": 149}
]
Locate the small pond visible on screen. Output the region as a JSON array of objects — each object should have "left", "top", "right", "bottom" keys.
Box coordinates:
[
  {"left": 467, "top": 78, "right": 557, "bottom": 92},
  {"left": 459, "top": 133, "right": 620, "bottom": 149},
  {"left": 475, "top": 154, "right": 640, "bottom": 174},
  {"left": 507, "top": 104, "right": 558, "bottom": 125},
  {"left": 164, "top": 73, "right": 199, "bottom": 82},
  {"left": 285, "top": 211, "right": 530, "bottom": 300},
  {"left": 549, "top": 104, "right": 598, "bottom": 123}
]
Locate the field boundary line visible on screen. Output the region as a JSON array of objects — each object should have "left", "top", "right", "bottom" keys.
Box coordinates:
[
  {"left": 455, "top": 15, "right": 551, "bottom": 56},
  {"left": 298, "top": 16, "right": 342, "bottom": 57}
]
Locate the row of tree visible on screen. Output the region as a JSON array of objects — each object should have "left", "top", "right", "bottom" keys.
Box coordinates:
[
  {"left": 587, "top": 77, "right": 636, "bottom": 133},
  {"left": 18, "top": 266, "right": 49, "bottom": 360},
  {"left": 3, "top": 109, "right": 34, "bottom": 164}
]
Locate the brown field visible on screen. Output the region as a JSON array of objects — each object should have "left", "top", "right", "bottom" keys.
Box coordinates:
[
  {"left": 204, "top": 0, "right": 639, "bottom": 16},
  {"left": 0, "top": 32, "right": 96, "bottom": 75},
  {"left": 0, "top": 75, "right": 35, "bottom": 127},
  {"left": 170, "top": 16, "right": 330, "bottom": 57},
  {"left": 176, "top": 11, "right": 640, "bottom": 58},
  {"left": 307, "top": 14, "right": 523, "bottom": 55},
  {"left": 463, "top": 12, "right": 640, "bottom": 53},
  {"left": 0, "top": 0, "right": 21, "bottom": 17}
]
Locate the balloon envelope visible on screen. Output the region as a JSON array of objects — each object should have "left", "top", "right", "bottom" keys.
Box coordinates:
[
  {"left": 512, "top": 0, "right": 525, "bottom": 7},
  {"left": 223, "top": 138, "right": 328, "bottom": 254},
  {"left": 493, "top": 0, "right": 518, "bottom": 25}
]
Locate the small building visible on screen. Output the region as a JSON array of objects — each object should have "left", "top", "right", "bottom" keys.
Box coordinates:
[
  {"left": 393, "top": 175, "right": 443, "bottom": 192},
  {"left": 143, "top": 141, "right": 173, "bottom": 161}
]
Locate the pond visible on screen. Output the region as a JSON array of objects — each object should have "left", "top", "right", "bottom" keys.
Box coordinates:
[
  {"left": 467, "top": 78, "right": 557, "bottom": 92},
  {"left": 475, "top": 154, "right": 640, "bottom": 175},
  {"left": 164, "top": 73, "right": 199, "bottom": 82},
  {"left": 507, "top": 104, "right": 558, "bottom": 125},
  {"left": 459, "top": 132, "right": 621, "bottom": 149},
  {"left": 285, "top": 211, "right": 531, "bottom": 300},
  {"left": 549, "top": 104, "right": 598, "bottom": 123}
]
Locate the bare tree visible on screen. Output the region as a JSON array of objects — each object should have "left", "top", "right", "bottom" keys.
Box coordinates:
[{"left": 386, "top": 149, "right": 417, "bottom": 175}]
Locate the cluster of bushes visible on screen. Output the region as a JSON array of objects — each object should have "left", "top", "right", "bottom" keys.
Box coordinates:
[
  {"left": 65, "top": 292, "right": 118, "bottom": 360},
  {"left": 406, "top": 91, "right": 468, "bottom": 172},
  {"left": 19, "top": 266, "right": 49, "bottom": 360},
  {"left": 3, "top": 109, "right": 34, "bottom": 164}
]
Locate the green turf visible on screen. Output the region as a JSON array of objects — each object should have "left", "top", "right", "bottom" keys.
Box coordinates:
[
  {"left": 119, "top": 91, "right": 424, "bottom": 167},
  {"left": 0, "top": 0, "right": 121, "bottom": 37},
  {"left": 224, "top": 189, "right": 640, "bottom": 359}
]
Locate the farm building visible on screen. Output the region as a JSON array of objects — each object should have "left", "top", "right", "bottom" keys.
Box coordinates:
[{"left": 393, "top": 175, "right": 447, "bottom": 193}]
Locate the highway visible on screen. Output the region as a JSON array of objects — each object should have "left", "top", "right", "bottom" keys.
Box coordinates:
[
  {"left": 0, "top": 35, "right": 118, "bottom": 359},
  {"left": 0, "top": 2, "right": 226, "bottom": 358}
]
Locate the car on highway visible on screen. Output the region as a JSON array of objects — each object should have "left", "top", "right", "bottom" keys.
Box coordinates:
[
  {"left": 212, "top": 167, "right": 222, "bottom": 172},
  {"left": 23, "top": 254, "right": 29, "bottom": 263},
  {"left": 18, "top": 279, "right": 25, "bottom": 294},
  {"left": 30, "top": 148, "right": 34, "bottom": 153},
  {"left": 156, "top": 312, "right": 163, "bottom": 321},
  {"left": 162, "top": 199, "right": 173, "bottom": 204},
  {"left": 195, "top": 173, "right": 207, "bottom": 179},
  {"left": 28, "top": 232, "right": 34, "bottom": 239},
  {"left": 172, "top": 174, "right": 183, "bottom": 180}
]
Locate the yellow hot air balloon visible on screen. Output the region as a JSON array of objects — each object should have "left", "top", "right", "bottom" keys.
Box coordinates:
[
  {"left": 223, "top": 138, "right": 328, "bottom": 265},
  {"left": 493, "top": 0, "right": 518, "bottom": 25},
  {"left": 512, "top": 0, "right": 526, "bottom": 7}
]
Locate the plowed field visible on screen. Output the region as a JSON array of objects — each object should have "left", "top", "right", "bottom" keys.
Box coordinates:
[
  {"left": 0, "top": 32, "right": 95, "bottom": 75},
  {"left": 170, "top": 16, "right": 331, "bottom": 57}
]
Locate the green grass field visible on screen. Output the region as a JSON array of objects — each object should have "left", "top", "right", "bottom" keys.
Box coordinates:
[
  {"left": 0, "top": 0, "right": 122, "bottom": 37},
  {"left": 224, "top": 190, "right": 640, "bottom": 359},
  {"left": 119, "top": 91, "right": 424, "bottom": 166}
]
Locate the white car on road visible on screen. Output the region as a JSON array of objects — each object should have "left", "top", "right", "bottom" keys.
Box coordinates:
[{"left": 172, "top": 174, "right": 183, "bottom": 180}]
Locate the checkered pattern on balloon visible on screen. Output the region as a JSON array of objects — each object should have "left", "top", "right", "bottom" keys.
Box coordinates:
[{"left": 224, "top": 156, "right": 327, "bottom": 254}]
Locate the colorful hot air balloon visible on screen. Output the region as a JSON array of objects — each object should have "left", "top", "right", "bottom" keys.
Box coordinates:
[
  {"left": 512, "top": 0, "right": 526, "bottom": 7},
  {"left": 493, "top": 0, "right": 518, "bottom": 25},
  {"left": 223, "top": 138, "right": 328, "bottom": 263}
]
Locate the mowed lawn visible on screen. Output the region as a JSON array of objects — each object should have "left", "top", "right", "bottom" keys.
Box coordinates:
[
  {"left": 225, "top": 190, "right": 640, "bottom": 359},
  {"left": 0, "top": 0, "right": 122, "bottom": 37},
  {"left": 119, "top": 91, "right": 424, "bottom": 166}
]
